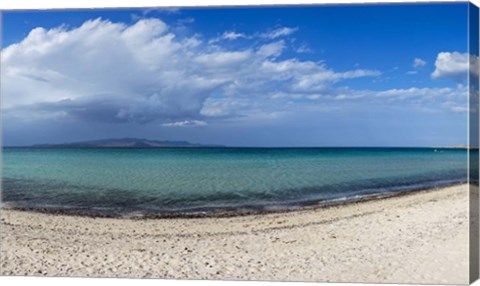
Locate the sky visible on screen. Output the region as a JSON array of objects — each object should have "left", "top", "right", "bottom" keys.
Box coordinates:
[{"left": 0, "top": 3, "right": 473, "bottom": 147}]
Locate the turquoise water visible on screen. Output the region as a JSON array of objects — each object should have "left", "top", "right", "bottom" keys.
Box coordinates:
[{"left": 1, "top": 147, "right": 468, "bottom": 217}]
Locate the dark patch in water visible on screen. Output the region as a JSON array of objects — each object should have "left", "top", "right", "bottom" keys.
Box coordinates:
[{"left": 1, "top": 173, "right": 467, "bottom": 218}]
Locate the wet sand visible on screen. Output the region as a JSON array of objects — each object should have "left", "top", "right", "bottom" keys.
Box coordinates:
[{"left": 0, "top": 184, "right": 470, "bottom": 284}]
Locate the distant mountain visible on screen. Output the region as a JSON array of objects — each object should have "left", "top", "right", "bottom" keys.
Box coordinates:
[{"left": 32, "top": 138, "right": 223, "bottom": 148}]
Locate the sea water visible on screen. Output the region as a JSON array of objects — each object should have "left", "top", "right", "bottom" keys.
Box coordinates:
[{"left": 1, "top": 147, "right": 468, "bottom": 217}]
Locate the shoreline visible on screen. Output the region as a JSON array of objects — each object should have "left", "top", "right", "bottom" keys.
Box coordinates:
[
  {"left": 0, "top": 183, "right": 470, "bottom": 283},
  {"left": 1, "top": 180, "right": 467, "bottom": 219}
]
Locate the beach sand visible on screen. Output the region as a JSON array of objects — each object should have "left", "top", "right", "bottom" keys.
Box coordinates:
[{"left": 0, "top": 184, "right": 470, "bottom": 284}]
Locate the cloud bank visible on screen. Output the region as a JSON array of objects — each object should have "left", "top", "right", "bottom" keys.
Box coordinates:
[{"left": 2, "top": 18, "right": 381, "bottom": 125}]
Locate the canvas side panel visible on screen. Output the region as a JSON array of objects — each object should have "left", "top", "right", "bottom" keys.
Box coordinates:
[{"left": 469, "top": 2, "right": 480, "bottom": 284}]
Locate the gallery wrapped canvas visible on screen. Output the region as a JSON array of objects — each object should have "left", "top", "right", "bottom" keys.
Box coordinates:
[{"left": 0, "top": 1, "right": 479, "bottom": 284}]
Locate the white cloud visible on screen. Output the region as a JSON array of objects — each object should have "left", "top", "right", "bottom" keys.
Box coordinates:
[
  {"left": 333, "top": 86, "right": 468, "bottom": 113},
  {"left": 277, "top": 86, "right": 463, "bottom": 100},
  {"left": 290, "top": 68, "right": 381, "bottom": 92},
  {"left": 431, "top": 52, "right": 469, "bottom": 82},
  {"left": 195, "top": 50, "right": 253, "bottom": 69},
  {"left": 210, "top": 26, "right": 297, "bottom": 44},
  {"left": 208, "top": 31, "right": 247, "bottom": 44},
  {"left": 259, "top": 59, "right": 379, "bottom": 85},
  {"left": 222, "top": 31, "right": 246, "bottom": 40},
  {"left": 368, "top": 86, "right": 464, "bottom": 100},
  {"left": 2, "top": 18, "right": 381, "bottom": 126},
  {"left": 413, "top": 58, "right": 426, "bottom": 68},
  {"left": 2, "top": 18, "right": 214, "bottom": 123},
  {"left": 257, "top": 40, "right": 285, "bottom": 58},
  {"left": 162, "top": 120, "right": 207, "bottom": 127},
  {"left": 442, "top": 101, "right": 468, "bottom": 113},
  {"left": 202, "top": 71, "right": 461, "bottom": 121},
  {"left": 296, "top": 44, "right": 313, "bottom": 54},
  {"left": 200, "top": 98, "right": 253, "bottom": 118},
  {"left": 261, "top": 27, "right": 298, "bottom": 39}
]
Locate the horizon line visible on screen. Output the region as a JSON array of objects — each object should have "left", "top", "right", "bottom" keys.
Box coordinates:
[{"left": 2, "top": 145, "right": 473, "bottom": 149}]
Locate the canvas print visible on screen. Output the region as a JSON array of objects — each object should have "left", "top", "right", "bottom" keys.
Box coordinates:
[{"left": 0, "top": 2, "right": 479, "bottom": 284}]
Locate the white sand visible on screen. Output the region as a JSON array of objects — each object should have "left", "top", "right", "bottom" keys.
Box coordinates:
[{"left": 0, "top": 184, "right": 470, "bottom": 284}]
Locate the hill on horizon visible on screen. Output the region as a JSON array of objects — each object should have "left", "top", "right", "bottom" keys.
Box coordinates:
[{"left": 31, "top": 138, "right": 223, "bottom": 148}]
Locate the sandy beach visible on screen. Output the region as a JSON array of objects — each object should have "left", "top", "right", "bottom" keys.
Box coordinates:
[{"left": 0, "top": 184, "right": 470, "bottom": 284}]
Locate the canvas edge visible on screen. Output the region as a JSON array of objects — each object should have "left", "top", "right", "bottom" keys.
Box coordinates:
[
  {"left": 469, "top": 1, "right": 480, "bottom": 284},
  {"left": 0, "top": 9, "right": 5, "bottom": 278},
  {"left": 0, "top": 2, "right": 477, "bottom": 284}
]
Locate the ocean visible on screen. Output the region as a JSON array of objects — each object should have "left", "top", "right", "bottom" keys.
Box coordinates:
[{"left": 1, "top": 147, "right": 468, "bottom": 217}]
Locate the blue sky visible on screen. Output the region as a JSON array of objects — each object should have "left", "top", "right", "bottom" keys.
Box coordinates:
[{"left": 1, "top": 3, "right": 472, "bottom": 146}]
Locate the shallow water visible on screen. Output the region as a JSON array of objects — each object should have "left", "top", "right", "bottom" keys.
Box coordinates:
[{"left": 1, "top": 147, "right": 468, "bottom": 217}]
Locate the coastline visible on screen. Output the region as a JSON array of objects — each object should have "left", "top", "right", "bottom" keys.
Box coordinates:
[
  {"left": 1, "top": 178, "right": 467, "bottom": 219},
  {"left": 0, "top": 183, "right": 469, "bottom": 283}
]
